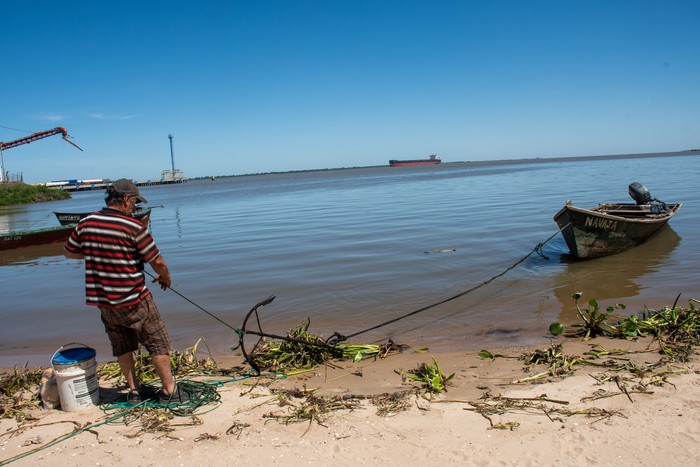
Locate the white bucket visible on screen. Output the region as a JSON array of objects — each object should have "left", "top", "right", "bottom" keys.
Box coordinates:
[{"left": 51, "top": 343, "right": 100, "bottom": 412}]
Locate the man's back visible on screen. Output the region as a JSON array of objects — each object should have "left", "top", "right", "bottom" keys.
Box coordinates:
[{"left": 65, "top": 208, "right": 160, "bottom": 307}]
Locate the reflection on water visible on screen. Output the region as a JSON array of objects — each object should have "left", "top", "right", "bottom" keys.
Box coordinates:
[
  {"left": 552, "top": 227, "right": 681, "bottom": 322},
  {"left": 174, "top": 208, "right": 183, "bottom": 239},
  {"left": 0, "top": 243, "right": 67, "bottom": 267}
]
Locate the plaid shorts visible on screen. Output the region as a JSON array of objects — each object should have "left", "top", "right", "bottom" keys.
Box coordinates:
[{"left": 99, "top": 294, "right": 172, "bottom": 357}]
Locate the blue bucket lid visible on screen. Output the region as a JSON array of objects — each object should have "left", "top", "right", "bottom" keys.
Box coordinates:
[{"left": 52, "top": 347, "right": 96, "bottom": 365}]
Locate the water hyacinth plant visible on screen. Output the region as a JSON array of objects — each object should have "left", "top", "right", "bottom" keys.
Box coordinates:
[
  {"left": 249, "top": 319, "right": 406, "bottom": 372},
  {"left": 404, "top": 357, "right": 454, "bottom": 393},
  {"left": 550, "top": 293, "right": 700, "bottom": 347},
  {"left": 570, "top": 292, "right": 625, "bottom": 339}
]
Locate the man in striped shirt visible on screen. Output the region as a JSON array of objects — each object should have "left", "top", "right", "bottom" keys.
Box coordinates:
[{"left": 65, "top": 179, "right": 187, "bottom": 405}]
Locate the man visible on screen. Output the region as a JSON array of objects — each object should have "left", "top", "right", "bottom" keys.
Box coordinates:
[{"left": 64, "top": 178, "right": 187, "bottom": 405}]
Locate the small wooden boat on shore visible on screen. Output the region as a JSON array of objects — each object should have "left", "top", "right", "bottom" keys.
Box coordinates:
[
  {"left": 0, "top": 225, "right": 76, "bottom": 251},
  {"left": 553, "top": 183, "right": 681, "bottom": 258},
  {"left": 2, "top": 208, "right": 153, "bottom": 251},
  {"left": 53, "top": 208, "right": 152, "bottom": 226},
  {"left": 389, "top": 154, "right": 441, "bottom": 167}
]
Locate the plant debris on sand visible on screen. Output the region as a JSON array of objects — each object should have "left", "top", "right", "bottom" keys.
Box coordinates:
[
  {"left": 480, "top": 295, "right": 700, "bottom": 385},
  {"left": 97, "top": 338, "right": 242, "bottom": 387},
  {"left": 263, "top": 388, "right": 415, "bottom": 428},
  {"left": 249, "top": 318, "right": 407, "bottom": 373},
  {"left": 400, "top": 357, "right": 454, "bottom": 394},
  {"left": 465, "top": 294, "right": 700, "bottom": 429},
  {"left": 554, "top": 293, "right": 700, "bottom": 351},
  {"left": 0, "top": 367, "right": 42, "bottom": 421},
  {"left": 2, "top": 293, "right": 699, "bottom": 445}
]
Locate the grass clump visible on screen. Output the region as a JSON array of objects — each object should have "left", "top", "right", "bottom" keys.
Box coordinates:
[{"left": 0, "top": 183, "right": 70, "bottom": 206}]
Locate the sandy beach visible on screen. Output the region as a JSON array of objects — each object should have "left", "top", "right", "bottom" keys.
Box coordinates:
[{"left": 1, "top": 333, "right": 699, "bottom": 467}]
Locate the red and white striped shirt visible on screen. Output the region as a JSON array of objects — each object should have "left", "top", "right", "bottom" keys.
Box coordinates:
[{"left": 65, "top": 208, "right": 160, "bottom": 307}]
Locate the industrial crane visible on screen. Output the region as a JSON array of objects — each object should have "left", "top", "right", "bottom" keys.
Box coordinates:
[{"left": 0, "top": 127, "right": 83, "bottom": 183}]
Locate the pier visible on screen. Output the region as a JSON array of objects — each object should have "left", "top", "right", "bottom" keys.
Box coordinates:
[
  {"left": 134, "top": 178, "right": 188, "bottom": 187},
  {"left": 43, "top": 172, "right": 188, "bottom": 192}
]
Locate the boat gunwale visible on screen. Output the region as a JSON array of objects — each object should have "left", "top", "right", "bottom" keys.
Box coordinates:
[
  {"left": 554, "top": 202, "right": 681, "bottom": 224},
  {"left": 1, "top": 224, "right": 76, "bottom": 237},
  {"left": 53, "top": 207, "right": 152, "bottom": 225}
]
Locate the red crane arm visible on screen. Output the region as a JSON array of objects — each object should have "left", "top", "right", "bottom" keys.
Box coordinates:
[{"left": 0, "top": 127, "right": 83, "bottom": 151}]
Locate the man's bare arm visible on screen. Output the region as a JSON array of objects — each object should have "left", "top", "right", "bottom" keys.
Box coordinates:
[
  {"left": 64, "top": 250, "right": 84, "bottom": 260},
  {"left": 149, "top": 255, "right": 172, "bottom": 290}
]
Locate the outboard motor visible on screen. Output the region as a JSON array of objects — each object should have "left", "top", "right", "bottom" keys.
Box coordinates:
[
  {"left": 628, "top": 182, "right": 652, "bottom": 205},
  {"left": 629, "top": 182, "right": 668, "bottom": 213}
]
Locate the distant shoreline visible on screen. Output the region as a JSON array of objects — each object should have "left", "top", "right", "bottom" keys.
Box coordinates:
[
  {"left": 455, "top": 149, "right": 700, "bottom": 168},
  {"left": 192, "top": 149, "right": 700, "bottom": 181}
]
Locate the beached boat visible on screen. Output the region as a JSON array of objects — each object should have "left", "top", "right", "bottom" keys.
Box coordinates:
[
  {"left": 389, "top": 154, "right": 441, "bottom": 167},
  {"left": 0, "top": 225, "right": 76, "bottom": 251},
  {"left": 553, "top": 183, "right": 681, "bottom": 258},
  {"left": 53, "top": 208, "right": 152, "bottom": 226}
]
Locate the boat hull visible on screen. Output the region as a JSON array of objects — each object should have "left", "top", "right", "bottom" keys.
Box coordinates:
[
  {"left": 54, "top": 208, "right": 152, "bottom": 226},
  {"left": 53, "top": 212, "right": 84, "bottom": 225},
  {"left": 0, "top": 225, "right": 75, "bottom": 251},
  {"left": 389, "top": 159, "right": 441, "bottom": 167},
  {"left": 553, "top": 202, "right": 681, "bottom": 258},
  {"left": 2, "top": 209, "right": 153, "bottom": 251}
]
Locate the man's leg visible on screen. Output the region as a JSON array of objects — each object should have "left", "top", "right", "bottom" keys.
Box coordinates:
[
  {"left": 117, "top": 352, "right": 138, "bottom": 390},
  {"left": 152, "top": 354, "right": 176, "bottom": 395}
]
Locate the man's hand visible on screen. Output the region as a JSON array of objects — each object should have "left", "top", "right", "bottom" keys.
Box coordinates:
[
  {"left": 149, "top": 255, "right": 172, "bottom": 291},
  {"left": 152, "top": 274, "right": 171, "bottom": 290}
]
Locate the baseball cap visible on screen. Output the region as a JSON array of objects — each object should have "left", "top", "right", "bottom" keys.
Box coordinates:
[{"left": 110, "top": 179, "right": 148, "bottom": 204}]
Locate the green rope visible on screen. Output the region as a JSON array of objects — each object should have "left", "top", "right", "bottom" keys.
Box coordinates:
[
  {"left": 100, "top": 379, "right": 221, "bottom": 416},
  {"left": 1, "top": 377, "right": 244, "bottom": 465},
  {"left": 0, "top": 411, "right": 128, "bottom": 466}
]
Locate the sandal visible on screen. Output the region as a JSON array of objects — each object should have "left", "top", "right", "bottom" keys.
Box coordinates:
[
  {"left": 127, "top": 388, "right": 142, "bottom": 405},
  {"left": 158, "top": 385, "right": 190, "bottom": 405}
]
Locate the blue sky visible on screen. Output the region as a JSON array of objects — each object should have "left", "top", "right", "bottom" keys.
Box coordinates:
[{"left": 1, "top": 0, "right": 698, "bottom": 183}]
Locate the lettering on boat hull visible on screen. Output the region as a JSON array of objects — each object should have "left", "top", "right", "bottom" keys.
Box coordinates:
[{"left": 584, "top": 216, "right": 618, "bottom": 230}]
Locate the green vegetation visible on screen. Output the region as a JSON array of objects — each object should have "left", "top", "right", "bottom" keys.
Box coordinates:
[
  {"left": 250, "top": 318, "right": 341, "bottom": 372},
  {"left": 403, "top": 357, "right": 454, "bottom": 393},
  {"left": 554, "top": 292, "right": 700, "bottom": 352},
  {"left": 97, "top": 338, "right": 237, "bottom": 386},
  {"left": 248, "top": 318, "right": 405, "bottom": 373},
  {"left": 568, "top": 291, "right": 627, "bottom": 339},
  {"left": 0, "top": 183, "right": 70, "bottom": 206},
  {"left": 476, "top": 293, "right": 700, "bottom": 385}
]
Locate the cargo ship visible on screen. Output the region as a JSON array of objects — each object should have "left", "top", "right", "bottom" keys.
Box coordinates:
[{"left": 389, "top": 154, "right": 441, "bottom": 167}]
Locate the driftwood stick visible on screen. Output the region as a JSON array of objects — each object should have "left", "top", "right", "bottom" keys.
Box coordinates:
[{"left": 491, "top": 395, "right": 570, "bottom": 405}]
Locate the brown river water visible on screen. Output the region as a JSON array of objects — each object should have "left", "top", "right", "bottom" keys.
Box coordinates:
[{"left": 1, "top": 153, "right": 699, "bottom": 367}]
